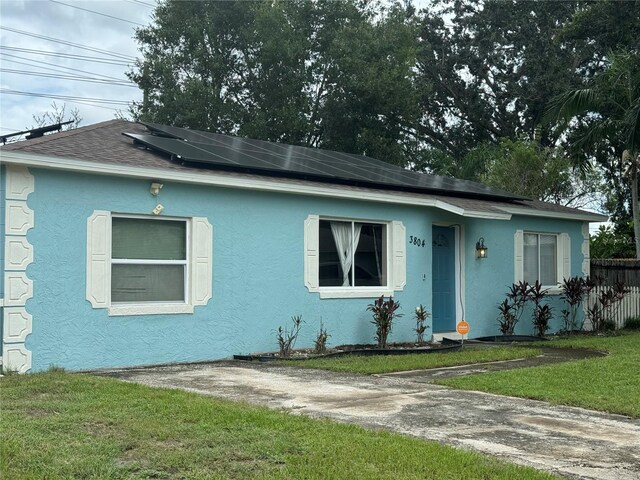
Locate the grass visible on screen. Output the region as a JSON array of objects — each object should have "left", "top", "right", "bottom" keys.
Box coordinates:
[
  {"left": 437, "top": 331, "right": 640, "bottom": 418},
  {"left": 280, "top": 346, "right": 543, "bottom": 374},
  {"left": 0, "top": 372, "right": 557, "bottom": 479}
]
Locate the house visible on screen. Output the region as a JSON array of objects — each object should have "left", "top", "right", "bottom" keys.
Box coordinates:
[{"left": 0, "top": 120, "right": 607, "bottom": 372}]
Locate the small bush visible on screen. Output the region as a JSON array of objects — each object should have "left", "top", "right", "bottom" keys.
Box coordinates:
[
  {"left": 314, "top": 321, "right": 330, "bottom": 354},
  {"left": 528, "top": 281, "right": 551, "bottom": 337},
  {"left": 276, "top": 315, "right": 303, "bottom": 357},
  {"left": 497, "top": 281, "right": 528, "bottom": 335},
  {"left": 367, "top": 295, "right": 403, "bottom": 349},
  {"left": 623, "top": 316, "right": 640, "bottom": 330},
  {"left": 414, "top": 304, "right": 430, "bottom": 343}
]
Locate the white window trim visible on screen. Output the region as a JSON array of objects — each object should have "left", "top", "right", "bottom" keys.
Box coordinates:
[
  {"left": 304, "top": 214, "right": 406, "bottom": 299},
  {"left": 111, "top": 214, "right": 190, "bottom": 308},
  {"left": 86, "top": 211, "right": 212, "bottom": 315},
  {"left": 514, "top": 229, "right": 570, "bottom": 294}
]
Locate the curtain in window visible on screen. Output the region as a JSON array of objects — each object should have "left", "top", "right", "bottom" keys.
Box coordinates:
[{"left": 330, "top": 221, "right": 362, "bottom": 286}]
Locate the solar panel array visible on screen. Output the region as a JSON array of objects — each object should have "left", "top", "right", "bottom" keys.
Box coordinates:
[{"left": 122, "top": 122, "right": 524, "bottom": 201}]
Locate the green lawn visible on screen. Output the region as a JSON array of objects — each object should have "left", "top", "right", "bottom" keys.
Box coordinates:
[
  {"left": 438, "top": 332, "right": 640, "bottom": 418},
  {"left": 281, "top": 346, "right": 542, "bottom": 374},
  {"left": 0, "top": 372, "right": 556, "bottom": 479}
]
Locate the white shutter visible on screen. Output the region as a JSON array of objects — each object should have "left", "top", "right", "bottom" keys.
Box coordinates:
[
  {"left": 514, "top": 230, "right": 524, "bottom": 283},
  {"left": 558, "top": 233, "right": 571, "bottom": 282},
  {"left": 304, "top": 215, "right": 319, "bottom": 291},
  {"left": 86, "top": 211, "right": 111, "bottom": 308},
  {"left": 391, "top": 221, "right": 406, "bottom": 290},
  {"left": 191, "top": 217, "right": 213, "bottom": 305}
]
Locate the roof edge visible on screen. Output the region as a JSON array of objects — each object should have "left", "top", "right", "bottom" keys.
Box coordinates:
[
  {"left": 0, "top": 150, "right": 512, "bottom": 220},
  {"left": 497, "top": 205, "right": 608, "bottom": 223}
]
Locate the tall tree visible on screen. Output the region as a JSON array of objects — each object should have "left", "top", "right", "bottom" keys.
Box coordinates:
[
  {"left": 415, "top": 0, "right": 583, "bottom": 160},
  {"left": 129, "top": 0, "right": 420, "bottom": 166},
  {"left": 547, "top": 51, "right": 640, "bottom": 257}
]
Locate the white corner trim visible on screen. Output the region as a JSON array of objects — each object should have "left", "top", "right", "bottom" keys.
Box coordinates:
[
  {"left": 582, "top": 222, "right": 590, "bottom": 277},
  {"left": 5, "top": 200, "right": 34, "bottom": 235},
  {"left": 3, "top": 272, "right": 34, "bottom": 306},
  {"left": 5, "top": 165, "right": 34, "bottom": 200},
  {"left": 108, "top": 303, "right": 195, "bottom": 316},
  {"left": 5, "top": 236, "right": 34, "bottom": 270},
  {"left": 1, "top": 151, "right": 514, "bottom": 219},
  {"left": 3, "top": 307, "right": 33, "bottom": 343},
  {"left": 497, "top": 206, "right": 608, "bottom": 222},
  {"left": 3, "top": 165, "right": 35, "bottom": 373},
  {"left": 1, "top": 343, "right": 32, "bottom": 373}
]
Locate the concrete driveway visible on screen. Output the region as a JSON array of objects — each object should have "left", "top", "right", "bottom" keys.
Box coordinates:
[{"left": 102, "top": 362, "right": 640, "bottom": 480}]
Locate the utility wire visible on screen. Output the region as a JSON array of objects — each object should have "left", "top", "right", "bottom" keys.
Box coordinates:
[
  {"left": 1, "top": 53, "right": 135, "bottom": 83},
  {"left": 0, "top": 46, "right": 132, "bottom": 66},
  {"left": 132, "top": 0, "right": 156, "bottom": 8},
  {"left": 126, "top": 0, "right": 155, "bottom": 8},
  {"left": 49, "top": 0, "right": 146, "bottom": 27},
  {"left": 0, "top": 26, "right": 136, "bottom": 61},
  {"left": 0, "top": 68, "right": 137, "bottom": 87},
  {"left": 0, "top": 89, "right": 132, "bottom": 106}
]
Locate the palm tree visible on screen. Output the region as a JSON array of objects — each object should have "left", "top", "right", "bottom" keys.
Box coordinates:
[{"left": 546, "top": 51, "right": 640, "bottom": 258}]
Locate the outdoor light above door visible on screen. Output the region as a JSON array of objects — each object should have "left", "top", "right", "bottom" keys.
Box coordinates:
[{"left": 476, "top": 237, "right": 488, "bottom": 259}]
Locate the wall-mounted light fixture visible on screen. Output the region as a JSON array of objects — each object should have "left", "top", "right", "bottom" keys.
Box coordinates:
[
  {"left": 476, "top": 237, "right": 488, "bottom": 259},
  {"left": 150, "top": 182, "right": 163, "bottom": 196}
]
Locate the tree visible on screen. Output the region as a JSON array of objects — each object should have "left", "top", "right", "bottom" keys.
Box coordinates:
[
  {"left": 546, "top": 51, "right": 640, "bottom": 257},
  {"left": 129, "top": 0, "right": 420, "bottom": 166},
  {"left": 472, "top": 138, "right": 601, "bottom": 207},
  {"left": 32, "top": 102, "right": 81, "bottom": 130},
  {"left": 414, "top": 0, "right": 584, "bottom": 161}
]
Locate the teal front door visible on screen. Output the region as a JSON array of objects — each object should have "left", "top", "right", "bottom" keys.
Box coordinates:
[{"left": 432, "top": 226, "right": 456, "bottom": 332}]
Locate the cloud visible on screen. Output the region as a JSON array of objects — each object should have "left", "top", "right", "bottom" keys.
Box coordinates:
[{"left": 1, "top": 0, "right": 153, "bottom": 136}]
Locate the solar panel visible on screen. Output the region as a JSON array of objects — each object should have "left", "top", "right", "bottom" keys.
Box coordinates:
[{"left": 124, "top": 122, "right": 526, "bottom": 201}]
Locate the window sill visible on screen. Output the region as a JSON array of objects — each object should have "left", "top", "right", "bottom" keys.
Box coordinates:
[
  {"left": 108, "top": 303, "right": 195, "bottom": 316},
  {"left": 318, "top": 288, "right": 394, "bottom": 299}
]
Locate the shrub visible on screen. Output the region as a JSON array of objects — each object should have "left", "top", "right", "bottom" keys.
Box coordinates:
[
  {"left": 528, "top": 281, "right": 552, "bottom": 337},
  {"left": 414, "top": 304, "right": 430, "bottom": 343},
  {"left": 560, "top": 276, "right": 590, "bottom": 332},
  {"left": 497, "top": 281, "right": 528, "bottom": 335},
  {"left": 586, "top": 280, "right": 630, "bottom": 332},
  {"left": 624, "top": 316, "right": 640, "bottom": 330},
  {"left": 277, "top": 315, "right": 303, "bottom": 357},
  {"left": 367, "top": 295, "right": 403, "bottom": 348},
  {"left": 314, "top": 321, "right": 330, "bottom": 354}
]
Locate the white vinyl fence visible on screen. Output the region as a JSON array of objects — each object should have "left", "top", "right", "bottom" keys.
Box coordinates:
[{"left": 584, "top": 285, "right": 640, "bottom": 330}]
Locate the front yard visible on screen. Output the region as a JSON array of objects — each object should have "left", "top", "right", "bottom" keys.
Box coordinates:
[
  {"left": 0, "top": 371, "right": 556, "bottom": 479},
  {"left": 438, "top": 332, "right": 640, "bottom": 417}
]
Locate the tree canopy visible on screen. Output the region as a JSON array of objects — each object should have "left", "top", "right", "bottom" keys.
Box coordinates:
[
  {"left": 129, "top": 0, "right": 640, "bottom": 254},
  {"left": 129, "top": 0, "right": 420, "bottom": 167}
]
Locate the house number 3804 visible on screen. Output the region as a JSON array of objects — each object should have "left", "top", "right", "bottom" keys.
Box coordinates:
[{"left": 409, "top": 236, "right": 425, "bottom": 247}]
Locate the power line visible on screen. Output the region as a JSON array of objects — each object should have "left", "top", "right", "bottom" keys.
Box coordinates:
[
  {"left": 1, "top": 89, "right": 132, "bottom": 106},
  {"left": 50, "top": 0, "right": 146, "bottom": 27},
  {"left": 1, "top": 53, "right": 134, "bottom": 83},
  {"left": 0, "top": 26, "right": 136, "bottom": 61},
  {"left": 0, "top": 68, "right": 137, "bottom": 87},
  {"left": 0, "top": 46, "right": 132, "bottom": 66},
  {"left": 127, "top": 0, "right": 155, "bottom": 8}
]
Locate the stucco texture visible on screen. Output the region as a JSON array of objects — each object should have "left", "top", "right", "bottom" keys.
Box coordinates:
[{"left": 24, "top": 168, "right": 586, "bottom": 370}]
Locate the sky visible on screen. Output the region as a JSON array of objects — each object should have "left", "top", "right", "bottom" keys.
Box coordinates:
[
  {"left": 0, "top": 0, "right": 155, "bottom": 139},
  {"left": 0, "top": 0, "right": 432, "bottom": 139}
]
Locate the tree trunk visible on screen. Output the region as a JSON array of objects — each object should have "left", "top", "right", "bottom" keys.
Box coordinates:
[{"left": 625, "top": 149, "right": 640, "bottom": 258}]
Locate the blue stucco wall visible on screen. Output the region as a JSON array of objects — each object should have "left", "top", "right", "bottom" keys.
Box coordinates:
[{"left": 23, "top": 168, "right": 588, "bottom": 371}]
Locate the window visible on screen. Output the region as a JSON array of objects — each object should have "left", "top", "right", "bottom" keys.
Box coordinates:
[
  {"left": 111, "top": 217, "right": 188, "bottom": 303},
  {"left": 523, "top": 233, "right": 557, "bottom": 285},
  {"left": 304, "top": 215, "right": 405, "bottom": 298},
  {"left": 86, "top": 211, "right": 212, "bottom": 315},
  {"left": 514, "top": 230, "right": 570, "bottom": 288},
  {"left": 319, "top": 220, "right": 386, "bottom": 287}
]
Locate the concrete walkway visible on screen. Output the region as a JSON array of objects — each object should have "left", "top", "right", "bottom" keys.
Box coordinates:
[{"left": 102, "top": 362, "right": 640, "bottom": 480}]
